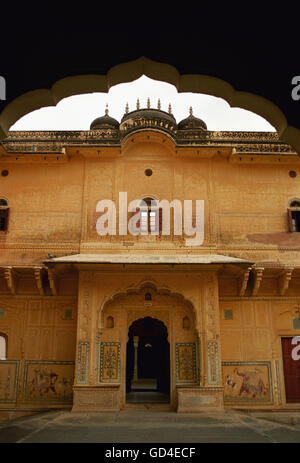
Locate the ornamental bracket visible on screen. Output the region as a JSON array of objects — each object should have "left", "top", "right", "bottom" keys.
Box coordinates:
[
  {"left": 47, "top": 268, "right": 57, "bottom": 296},
  {"left": 252, "top": 267, "right": 264, "bottom": 297},
  {"left": 34, "top": 266, "right": 45, "bottom": 296},
  {"left": 239, "top": 267, "right": 251, "bottom": 297},
  {"left": 279, "top": 267, "right": 294, "bottom": 296},
  {"left": 3, "top": 266, "right": 15, "bottom": 294}
]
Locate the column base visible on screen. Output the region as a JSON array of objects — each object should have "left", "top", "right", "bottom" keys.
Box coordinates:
[
  {"left": 177, "top": 386, "right": 224, "bottom": 413},
  {"left": 72, "top": 386, "right": 121, "bottom": 412}
]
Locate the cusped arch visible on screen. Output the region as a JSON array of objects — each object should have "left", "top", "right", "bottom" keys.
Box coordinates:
[
  {"left": 98, "top": 279, "right": 198, "bottom": 330},
  {"left": 289, "top": 198, "right": 300, "bottom": 207},
  {"left": 128, "top": 316, "right": 168, "bottom": 339},
  {"left": 0, "top": 57, "right": 299, "bottom": 154}
]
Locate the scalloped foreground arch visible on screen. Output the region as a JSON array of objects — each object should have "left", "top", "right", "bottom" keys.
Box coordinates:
[{"left": 0, "top": 56, "right": 299, "bottom": 154}]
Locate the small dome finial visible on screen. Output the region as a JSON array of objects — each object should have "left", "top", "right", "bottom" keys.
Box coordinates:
[
  {"left": 105, "top": 104, "right": 109, "bottom": 116},
  {"left": 157, "top": 98, "right": 161, "bottom": 110},
  {"left": 136, "top": 98, "right": 140, "bottom": 110},
  {"left": 125, "top": 102, "right": 129, "bottom": 114},
  {"left": 189, "top": 106, "right": 193, "bottom": 116},
  {"left": 168, "top": 103, "right": 172, "bottom": 114},
  {"left": 147, "top": 97, "right": 151, "bottom": 109}
]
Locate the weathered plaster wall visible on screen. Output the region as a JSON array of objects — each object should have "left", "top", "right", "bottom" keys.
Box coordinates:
[
  {"left": 1, "top": 134, "right": 300, "bottom": 264},
  {"left": 0, "top": 297, "right": 77, "bottom": 414}
]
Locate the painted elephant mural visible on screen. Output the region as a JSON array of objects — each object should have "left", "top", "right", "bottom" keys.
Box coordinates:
[{"left": 222, "top": 362, "right": 272, "bottom": 404}]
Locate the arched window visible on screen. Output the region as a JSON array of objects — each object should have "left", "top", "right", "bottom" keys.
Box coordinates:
[
  {"left": 0, "top": 199, "right": 9, "bottom": 232},
  {"left": 290, "top": 200, "right": 300, "bottom": 208},
  {"left": 0, "top": 333, "right": 7, "bottom": 360},
  {"left": 139, "top": 197, "right": 162, "bottom": 234},
  {"left": 288, "top": 199, "right": 300, "bottom": 232}
]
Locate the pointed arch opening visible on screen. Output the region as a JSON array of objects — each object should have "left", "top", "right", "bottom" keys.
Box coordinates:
[{"left": 126, "top": 316, "right": 170, "bottom": 404}]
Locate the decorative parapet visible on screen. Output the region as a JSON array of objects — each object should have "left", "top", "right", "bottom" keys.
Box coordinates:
[
  {"left": 1, "top": 128, "right": 296, "bottom": 155},
  {"left": 1, "top": 129, "right": 120, "bottom": 153}
]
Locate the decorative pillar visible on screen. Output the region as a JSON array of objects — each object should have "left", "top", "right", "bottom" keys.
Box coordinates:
[
  {"left": 196, "top": 331, "right": 202, "bottom": 386},
  {"left": 74, "top": 271, "right": 93, "bottom": 389},
  {"left": 72, "top": 270, "right": 120, "bottom": 412},
  {"left": 204, "top": 273, "right": 223, "bottom": 388},
  {"left": 133, "top": 336, "right": 139, "bottom": 381},
  {"left": 177, "top": 270, "right": 224, "bottom": 412}
]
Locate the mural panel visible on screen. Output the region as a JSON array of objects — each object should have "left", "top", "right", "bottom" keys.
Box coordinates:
[
  {"left": 176, "top": 343, "right": 197, "bottom": 383},
  {"left": 0, "top": 360, "right": 20, "bottom": 404},
  {"left": 99, "top": 342, "right": 120, "bottom": 382},
  {"left": 23, "top": 361, "right": 74, "bottom": 404},
  {"left": 222, "top": 361, "right": 273, "bottom": 404}
]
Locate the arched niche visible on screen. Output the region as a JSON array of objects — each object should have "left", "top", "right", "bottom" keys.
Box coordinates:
[{"left": 106, "top": 316, "right": 114, "bottom": 329}]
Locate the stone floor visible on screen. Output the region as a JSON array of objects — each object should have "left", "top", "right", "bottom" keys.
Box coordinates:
[{"left": 0, "top": 409, "right": 300, "bottom": 443}]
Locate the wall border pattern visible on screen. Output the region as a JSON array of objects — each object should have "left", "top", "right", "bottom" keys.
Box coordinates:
[
  {"left": 207, "top": 341, "right": 220, "bottom": 385},
  {"left": 0, "top": 360, "right": 20, "bottom": 404},
  {"left": 77, "top": 341, "right": 90, "bottom": 385}
]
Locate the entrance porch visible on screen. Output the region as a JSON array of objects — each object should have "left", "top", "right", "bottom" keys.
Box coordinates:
[{"left": 44, "top": 253, "right": 251, "bottom": 413}]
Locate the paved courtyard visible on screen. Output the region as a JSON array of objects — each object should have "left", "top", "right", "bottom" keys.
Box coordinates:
[{"left": 0, "top": 409, "right": 300, "bottom": 443}]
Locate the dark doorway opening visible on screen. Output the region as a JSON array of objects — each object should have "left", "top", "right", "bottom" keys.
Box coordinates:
[
  {"left": 282, "top": 337, "right": 300, "bottom": 403},
  {"left": 126, "top": 317, "right": 170, "bottom": 403}
]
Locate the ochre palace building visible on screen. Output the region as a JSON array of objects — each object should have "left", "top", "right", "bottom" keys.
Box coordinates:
[{"left": 0, "top": 101, "right": 300, "bottom": 420}]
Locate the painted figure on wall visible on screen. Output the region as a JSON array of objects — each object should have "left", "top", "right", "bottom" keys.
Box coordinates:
[
  {"left": 233, "top": 367, "right": 268, "bottom": 398},
  {"left": 24, "top": 363, "right": 74, "bottom": 402},
  {"left": 223, "top": 363, "right": 271, "bottom": 403},
  {"left": 30, "top": 367, "right": 58, "bottom": 397}
]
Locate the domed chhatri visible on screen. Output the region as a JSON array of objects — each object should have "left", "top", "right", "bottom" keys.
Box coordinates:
[
  {"left": 178, "top": 107, "right": 207, "bottom": 131},
  {"left": 89, "top": 102, "right": 207, "bottom": 138},
  {"left": 119, "top": 98, "right": 177, "bottom": 139},
  {"left": 121, "top": 98, "right": 176, "bottom": 124},
  {"left": 90, "top": 105, "right": 120, "bottom": 130}
]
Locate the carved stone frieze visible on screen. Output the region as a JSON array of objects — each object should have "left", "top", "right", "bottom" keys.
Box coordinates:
[
  {"left": 76, "top": 341, "right": 90, "bottom": 385},
  {"left": 207, "top": 341, "right": 220, "bottom": 385}
]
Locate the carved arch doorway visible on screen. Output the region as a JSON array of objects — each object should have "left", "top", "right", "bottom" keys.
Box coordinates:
[{"left": 126, "top": 317, "right": 170, "bottom": 403}]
